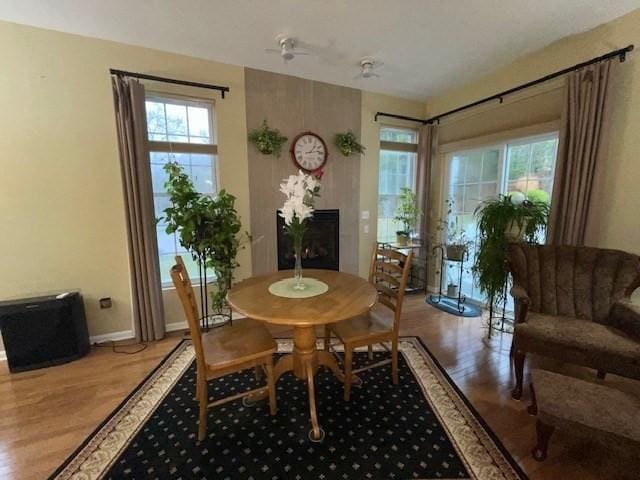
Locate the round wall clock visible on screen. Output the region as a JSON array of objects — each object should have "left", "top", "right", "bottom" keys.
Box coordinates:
[{"left": 290, "top": 131, "right": 328, "bottom": 172}]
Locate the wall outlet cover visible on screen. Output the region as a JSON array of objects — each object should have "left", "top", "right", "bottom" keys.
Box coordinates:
[{"left": 99, "top": 297, "right": 112, "bottom": 309}]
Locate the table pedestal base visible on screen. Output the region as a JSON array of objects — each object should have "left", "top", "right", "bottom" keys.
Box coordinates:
[{"left": 247, "top": 326, "right": 346, "bottom": 441}]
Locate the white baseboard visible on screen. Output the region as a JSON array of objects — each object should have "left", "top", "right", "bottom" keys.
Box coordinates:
[
  {"left": 166, "top": 321, "right": 189, "bottom": 333},
  {"left": 90, "top": 330, "right": 135, "bottom": 344},
  {"left": 0, "top": 350, "right": 5, "bottom": 362}
]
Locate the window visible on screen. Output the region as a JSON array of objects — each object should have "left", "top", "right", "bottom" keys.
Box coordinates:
[
  {"left": 377, "top": 127, "right": 419, "bottom": 243},
  {"left": 145, "top": 94, "right": 218, "bottom": 286},
  {"left": 445, "top": 132, "right": 558, "bottom": 305}
]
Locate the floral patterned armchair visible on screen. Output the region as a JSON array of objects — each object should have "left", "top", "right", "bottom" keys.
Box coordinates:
[{"left": 507, "top": 244, "right": 640, "bottom": 399}]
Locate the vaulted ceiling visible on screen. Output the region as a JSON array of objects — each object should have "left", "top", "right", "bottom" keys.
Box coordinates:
[{"left": 1, "top": 0, "right": 638, "bottom": 100}]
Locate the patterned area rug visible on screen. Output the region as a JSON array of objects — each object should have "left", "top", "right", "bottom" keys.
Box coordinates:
[{"left": 50, "top": 338, "right": 526, "bottom": 480}]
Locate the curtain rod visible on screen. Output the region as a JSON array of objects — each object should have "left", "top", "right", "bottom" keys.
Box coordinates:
[
  {"left": 109, "top": 69, "right": 230, "bottom": 98},
  {"left": 374, "top": 44, "right": 634, "bottom": 125}
]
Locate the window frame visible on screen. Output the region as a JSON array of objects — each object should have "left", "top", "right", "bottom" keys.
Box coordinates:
[
  {"left": 376, "top": 126, "right": 420, "bottom": 243},
  {"left": 444, "top": 143, "right": 505, "bottom": 217},
  {"left": 502, "top": 132, "right": 559, "bottom": 199},
  {"left": 444, "top": 131, "right": 559, "bottom": 218},
  {"left": 144, "top": 92, "right": 219, "bottom": 288},
  {"left": 443, "top": 130, "right": 559, "bottom": 305}
]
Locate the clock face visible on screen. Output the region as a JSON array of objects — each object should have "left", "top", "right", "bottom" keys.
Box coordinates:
[{"left": 291, "top": 132, "right": 327, "bottom": 172}]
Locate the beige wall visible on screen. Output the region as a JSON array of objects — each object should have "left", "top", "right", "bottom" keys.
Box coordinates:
[
  {"left": 425, "top": 8, "right": 640, "bottom": 256},
  {"left": 244, "top": 68, "right": 361, "bottom": 275},
  {"left": 6, "top": 7, "right": 636, "bottom": 346},
  {"left": 0, "top": 20, "right": 251, "bottom": 343},
  {"left": 359, "top": 92, "right": 426, "bottom": 277},
  {"left": 0, "top": 20, "right": 425, "bottom": 350}
]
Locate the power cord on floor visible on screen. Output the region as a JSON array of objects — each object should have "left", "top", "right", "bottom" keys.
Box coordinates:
[{"left": 93, "top": 340, "right": 149, "bottom": 354}]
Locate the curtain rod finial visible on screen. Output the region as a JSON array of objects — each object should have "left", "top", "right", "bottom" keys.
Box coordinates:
[{"left": 620, "top": 44, "right": 634, "bottom": 62}]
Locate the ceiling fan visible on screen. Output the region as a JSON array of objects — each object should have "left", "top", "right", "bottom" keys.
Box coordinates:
[
  {"left": 355, "top": 58, "right": 383, "bottom": 79},
  {"left": 265, "top": 35, "right": 310, "bottom": 63}
]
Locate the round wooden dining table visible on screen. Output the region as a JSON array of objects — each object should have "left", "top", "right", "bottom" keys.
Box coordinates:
[{"left": 227, "top": 269, "right": 377, "bottom": 441}]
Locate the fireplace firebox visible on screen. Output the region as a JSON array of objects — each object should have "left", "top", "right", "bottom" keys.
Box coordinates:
[{"left": 277, "top": 209, "right": 339, "bottom": 271}]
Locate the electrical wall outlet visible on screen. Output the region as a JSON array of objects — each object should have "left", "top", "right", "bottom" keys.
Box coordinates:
[
  {"left": 363, "top": 225, "right": 369, "bottom": 234},
  {"left": 361, "top": 210, "right": 370, "bottom": 220}
]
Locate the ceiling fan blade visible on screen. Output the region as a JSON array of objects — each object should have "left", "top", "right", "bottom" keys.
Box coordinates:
[
  {"left": 353, "top": 73, "right": 364, "bottom": 80},
  {"left": 264, "top": 48, "right": 281, "bottom": 53},
  {"left": 293, "top": 51, "right": 310, "bottom": 56}
]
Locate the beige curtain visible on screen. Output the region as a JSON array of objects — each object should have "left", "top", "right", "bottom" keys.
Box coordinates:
[
  {"left": 112, "top": 76, "right": 165, "bottom": 342},
  {"left": 548, "top": 61, "right": 612, "bottom": 246},
  {"left": 416, "top": 124, "right": 438, "bottom": 289},
  {"left": 416, "top": 124, "right": 438, "bottom": 242}
]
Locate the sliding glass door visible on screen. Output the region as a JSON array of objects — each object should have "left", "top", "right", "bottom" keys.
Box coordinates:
[{"left": 445, "top": 132, "right": 559, "bottom": 306}]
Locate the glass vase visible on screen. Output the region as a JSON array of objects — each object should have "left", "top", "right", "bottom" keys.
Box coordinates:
[{"left": 293, "top": 237, "right": 305, "bottom": 291}]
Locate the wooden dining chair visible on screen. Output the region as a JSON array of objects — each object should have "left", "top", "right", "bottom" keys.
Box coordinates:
[
  {"left": 324, "top": 244, "right": 413, "bottom": 401},
  {"left": 170, "top": 261, "right": 278, "bottom": 441}
]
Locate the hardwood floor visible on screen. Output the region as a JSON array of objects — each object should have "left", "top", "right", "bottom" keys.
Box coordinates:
[{"left": 1, "top": 296, "right": 637, "bottom": 479}]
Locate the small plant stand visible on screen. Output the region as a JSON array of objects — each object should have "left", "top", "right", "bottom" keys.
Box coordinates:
[
  {"left": 428, "top": 245, "right": 469, "bottom": 314},
  {"left": 485, "top": 278, "right": 513, "bottom": 339},
  {"left": 196, "top": 254, "right": 232, "bottom": 331}
]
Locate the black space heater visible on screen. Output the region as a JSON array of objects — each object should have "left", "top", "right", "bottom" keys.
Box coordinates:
[{"left": 0, "top": 291, "right": 90, "bottom": 373}]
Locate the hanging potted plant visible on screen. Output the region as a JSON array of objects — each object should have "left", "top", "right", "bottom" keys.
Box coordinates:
[
  {"left": 473, "top": 193, "right": 549, "bottom": 310},
  {"left": 335, "top": 130, "right": 365, "bottom": 157},
  {"left": 248, "top": 119, "right": 288, "bottom": 156},
  {"left": 393, "top": 187, "right": 421, "bottom": 246}
]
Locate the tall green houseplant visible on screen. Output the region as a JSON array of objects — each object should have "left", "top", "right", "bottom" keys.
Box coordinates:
[
  {"left": 161, "top": 162, "right": 248, "bottom": 317},
  {"left": 393, "top": 187, "right": 421, "bottom": 245},
  {"left": 473, "top": 194, "right": 549, "bottom": 311}
]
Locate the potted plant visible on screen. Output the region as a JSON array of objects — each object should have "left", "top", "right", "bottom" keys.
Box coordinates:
[
  {"left": 248, "top": 119, "right": 288, "bottom": 157},
  {"left": 445, "top": 215, "right": 472, "bottom": 261},
  {"left": 473, "top": 193, "right": 549, "bottom": 310},
  {"left": 393, "top": 187, "right": 421, "bottom": 246},
  {"left": 335, "top": 130, "right": 365, "bottom": 157},
  {"left": 161, "top": 162, "right": 249, "bottom": 318},
  {"left": 431, "top": 198, "right": 472, "bottom": 260}
]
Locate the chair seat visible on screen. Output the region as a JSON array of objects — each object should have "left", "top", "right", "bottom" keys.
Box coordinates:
[
  {"left": 330, "top": 303, "right": 394, "bottom": 343},
  {"left": 202, "top": 318, "right": 276, "bottom": 371},
  {"left": 516, "top": 313, "right": 640, "bottom": 377}
]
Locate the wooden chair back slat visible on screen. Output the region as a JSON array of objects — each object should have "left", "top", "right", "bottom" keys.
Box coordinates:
[
  {"left": 368, "top": 244, "right": 413, "bottom": 333},
  {"left": 378, "top": 248, "right": 407, "bottom": 262},
  {"left": 377, "top": 284, "right": 399, "bottom": 301},
  {"left": 377, "top": 261, "right": 404, "bottom": 276},
  {"left": 378, "top": 295, "right": 397, "bottom": 311},
  {"left": 374, "top": 270, "right": 401, "bottom": 287}
]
